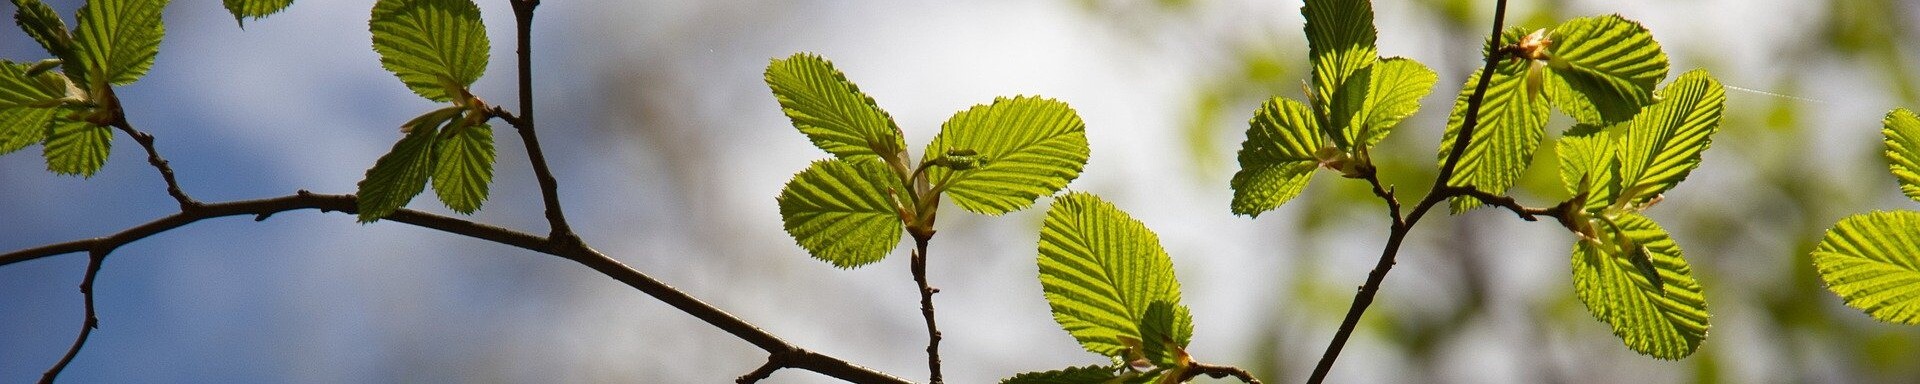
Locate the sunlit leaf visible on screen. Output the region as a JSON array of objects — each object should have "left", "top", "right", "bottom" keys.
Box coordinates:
[
  {"left": 1571, "top": 213, "right": 1709, "bottom": 359},
  {"left": 1555, "top": 123, "right": 1620, "bottom": 212},
  {"left": 1438, "top": 31, "right": 1550, "bottom": 212},
  {"left": 1883, "top": 108, "right": 1920, "bottom": 202},
  {"left": 1544, "top": 14, "right": 1668, "bottom": 125},
  {"left": 1812, "top": 211, "right": 1920, "bottom": 324},
  {"left": 778, "top": 158, "right": 906, "bottom": 268},
  {"left": 42, "top": 118, "right": 110, "bottom": 177},
  {"left": 0, "top": 59, "right": 69, "bottom": 109},
  {"left": 765, "top": 53, "right": 907, "bottom": 162},
  {"left": 0, "top": 107, "right": 56, "bottom": 154},
  {"left": 1347, "top": 57, "right": 1437, "bottom": 149},
  {"left": 11, "top": 0, "right": 73, "bottom": 61},
  {"left": 1138, "top": 300, "right": 1193, "bottom": 369},
  {"left": 223, "top": 0, "right": 295, "bottom": 27},
  {"left": 1000, "top": 365, "right": 1121, "bottom": 384},
  {"left": 1614, "top": 70, "right": 1724, "bottom": 208},
  {"left": 73, "top": 0, "right": 168, "bottom": 86},
  {"left": 1303, "top": 0, "right": 1377, "bottom": 150},
  {"left": 924, "top": 96, "right": 1089, "bottom": 215},
  {"left": 370, "top": 0, "right": 489, "bottom": 102},
  {"left": 431, "top": 122, "right": 494, "bottom": 214},
  {"left": 1038, "top": 192, "right": 1184, "bottom": 357},
  {"left": 356, "top": 110, "right": 453, "bottom": 222},
  {"left": 1230, "top": 97, "right": 1324, "bottom": 217}
]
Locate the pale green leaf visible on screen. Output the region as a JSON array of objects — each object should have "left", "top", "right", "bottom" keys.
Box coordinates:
[
  {"left": 765, "top": 53, "right": 907, "bottom": 162},
  {"left": 1138, "top": 300, "right": 1193, "bottom": 369},
  {"left": 1544, "top": 14, "right": 1668, "bottom": 125},
  {"left": 778, "top": 158, "right": 906, "bottom": 268},
  {"left": 1303, "top": 0, "right": 1377, "bottom": 150},
  {"left": 1812, "top": 211, "right": 1920, "bottom": 324},
  {"left": 0, "top": 59, "right": 70, "bottom": 109},
  {"left": 1347, "top": 57, "right": 1437, "bottom": 149},
  {"left": 356, "top": 111, "right": 450, "bottom": 222},
  {"left": 11, "top": 0, "right": 73, "bottom": 61},
  {"left": 224, "top": 0, "right": 295, "bottom": 27},
  {"left": 73, "top": 0, "right": 168, "bottom": 86},
  {"left": 1000, "top": 365, "right": 1121, "bottom": 384},
  {"left": 0, "top": 106, "right": 56, "bottom": 154},
  {"left": 1883, "top": 108, "right": 1920, "bottom": 202},
  {"left": 1571, "top": 213, "right": 1709, "bottom": 359},
  {"left": 1039, "top": 192, "right": 1184, "bottom": 357},
  {"left": 925, "top": 96, "right": 1089, "bottom": 215},
  {"left": 370, "top": 0, "right": 489, "bottom": 102},
  {"left": 431, "top": 122, "right": 493, "bottom": 214},
  {"left": 1555, "top": 123, "right": 1620, "bottom": 212},
  {"left": 42, "top": 118, "right": 110, "bottom": 177},
  {"left": 1230, "top": 97, "right": 1324, "bottom": 217},
  {"left": 1438, "top": 54, "right": 1550, "bottom": 212},
  {"left": 1614, "top": 70, "right": 1724, "bottom": 208}
]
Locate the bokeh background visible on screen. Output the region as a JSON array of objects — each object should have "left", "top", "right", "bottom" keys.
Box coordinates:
[{"left": 3, "top": 0, "right": 1919, "bottom": 382}]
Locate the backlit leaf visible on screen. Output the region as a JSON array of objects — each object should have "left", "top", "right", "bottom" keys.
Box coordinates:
[
  {"left": 765, "top": 53, "right": 907, "bottom": 162},
  {"left": 1883, "top": 108, "right": 1920, "bottom": 202},
  {"left": 1544, "top": 14, "right": 1668, "bottom": 125},
  {"left": 370, "top": 0, "right": 489, "bottom": 102},
  {"left": 1303, "top": 0, "right": 1377, "bottom": 150},
  {"left": 1438, "top": 33, "right": 1550, "bottom": 212},
  {"left": 924, "top": 96, "right": 1089, "bottom": 215},
  {"left": 73, "top": 0, "right": 168, "bottom": 86},
  {"left": 1571, "top": 213, "right": 1709, "bottom": 359},
  {"left": 778, "top": 158, "right": 906, "bottom": 268},
  {"left": 223, "top": 0, "right": 295, "bottom": 27},
  {"left": 1230, "top": 97, "right": 1324, "bottom": 217},
  {"left": 1614, "top": 70, "right": 1724, "bottom": 208},
  {"left": 431, "top": 122, "right": 494, "bottom": 214},
  {"left": 11, "top": 0, "right": 73, "bottom": 61},
  {"left": 356, "top": 110, "right": 450, "bottom": 222},
  {"left": 1347, "top": 57, "right": 1437, "bottom": 149},
  {"left": 1038, "top": 192, "right": 1184, "bottom": 357},
  {"left": 42, "top": 118, "right": 110, "bottom": 177},
  {"left": 1812, "top": 211, "right": 1920, "bottom": 324},
  {"left": 0, "top": 107, "right": 56, "bottom": 154}
]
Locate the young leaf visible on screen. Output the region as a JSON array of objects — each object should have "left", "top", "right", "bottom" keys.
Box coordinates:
[
  {"left": 1883, "top": 108, "right": 1920, "bottom": 202},
  {"left": 1613, "top": 70, "right": 1724, "bottom": 208},
  {"left": 1571, "top": 213, "right": 1709, "bottom": 359},
  {"left": 1555, "top": 123, "right": 1619, "bottom": 212},
  {"left": 1230, "top": 97, "right": 1325, "bottom": 217},
  {"left": 223, "top": 0, "right": 295, "bottom": 27},
  {"left": 1038, "top": 192, "right": 1184, "bottom": 357},
  {"left": 356, "top": 111, "right": 450, "bottom": 222},
  {"left": 11, "top": 0, "right": 73, "bottom": 61},
  {"left": 924, "top": 96, "right": 1089, "bottom": 215},
  {"left": 42, "top": 119, "right": 110, "bottom": 177},
  {"left": 0, "top": 60, "right": 70, "bottom": 109},
  {"left": 1138, "top": 300, "right": 1193, "bottom": 369},
  {"left": 778, "top": 158, "right": 906, "bottom": 268},
  {"left": 999, "top": 365, "right": 1121, "bottom": 384},
  {"left": 1812, "top": 211, "right": 1920, "bottom": 324},
  {"left": 73, "top": 0, "right": 169, "bottom": 86},
  {"left": 1303, "top": 0, "right": 1378, "bottom": 149},
  {"left": 764, "top": 53, "right": 907, "bottom": 163},
  {"left": 370, "top": 0, "right": 489, "bottom": 102},
  {"left": 0, "top": 107, "right": 56, "bottom": 154},
  {"left": 1544, "top": 14, "right": 1668, "bottom": 125},
  {"left": 1347, "top": 57, "right": 1438, "bottom": 149},
  {"left": 431, "top": 122, "right": 494, "bottom": 214},
  {"left": 1438, "top": 55, "right": 1550, "bottom": 212}
]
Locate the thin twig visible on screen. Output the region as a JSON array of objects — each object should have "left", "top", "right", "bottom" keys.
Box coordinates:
[
  {"left": 39, "top": 250, "right": 104, "bottom": 384},
  {"left": 1438, "top": 185, "right": 1543, "bottom": 221},
  {"left": 109, "top": 118, "right": 199, "bottom": 211},
  {"left": 506, "top": 0, "right": 577, "bottom": 243},
  {"left": 0, "top": 192, "right": 912, "bottom": 384},
  {"left": 910, "top": 233, "right": 944, "bottom": 384},
  {"left": 1305, "top": 0, "right": 1512, "bottom": 382},
  {"left": 1180, "top": 362, "right": 1262, "bottom": 383}
]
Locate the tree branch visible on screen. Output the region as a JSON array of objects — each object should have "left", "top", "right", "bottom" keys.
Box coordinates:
[
  {"left": 1180, "top": 362, "right": 1262, "bottom": 384},
  {"left": 909, "top": 233, "right": 944, "bottom": 384},
  {"left": 38, "top": 250, "right": 104, "bottom": 384},
  {"left": 0, "top": 192, "right": 912, "bottom": 384},
  {"left": 107, "top": 103, "right": 199, "bottom": 211},
  {"left": 506, "top": 0, "right": 576, "bottom": 243},
  {"left": 1306, "top": 0, "right": 1512, "bottom": 382}
]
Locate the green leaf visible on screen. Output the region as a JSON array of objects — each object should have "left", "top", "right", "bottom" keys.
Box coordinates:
[
  {"left": 1000, "top": 365, "right": 1121, "bottom": 384},
  {"left": 223, "top": 0, "right": 295, "bottom": 27},
  {"left": 764, "top": 53, "right": 907, "bottom": 162},
  {"left": 1138, "top": 300, "right": 1193, "bottom": 369},
  {"left": 1812, "top": 211, "right": 1920, "bottom": 324},
  {"left": 1230, "top": 97, "right": 1324, "bottom": 217},
  {"left": 1438, "top": 54, "right": 1551, "bottom": 212},
  {"left": 1571, "top": 213, "right": 1709, "bottom": 359},
  {"left": 1347, "top": 57, "right": 1438, "bottom": 149},
  {"left": 1883, "top": 108, "right": 1920, "bottom": 202},
  {"left": 355, "top": 110, "right": 453, "bottom": 222},
  {"left": 1613, "top": 70, "right": 1724, "bottom": 209},
  {"left": 0, "top": 107, "right": 56, "bottom": 154},
  {"left": 1543, "top": 15, "right": 1668, "bottom": 125},
  {"left": 73, "top": 0, "right": 168, "bottom": 86},
  {"left": 11, "top": 0, "right": 73, "bottom": 60},
  {"left": 430, "top": 122, "right": 493, "bottom": 214},
  {"left": 42, "top": 118, "right": 110, "bottom": 177},
  {"left": 1038, "top": 192, "right": 1184, "bottom": 357},
  {"left": 370, "top": 0, "right": 489, "bottom": 102},
  {"left": 1555, "top": 123, "right": 1620, "bottom": 212},
  {"left": 778, "top": 158, "right": 906, "bottom": 268},
  {"left": 1302, "top": 0, "right": 1377, "bottom": 150},
  {"left": 924, "top": 96, "right": 1089, "bottom": 215},
  {"left": 0, "top": 59, "right": 70, "bottom": 109}
]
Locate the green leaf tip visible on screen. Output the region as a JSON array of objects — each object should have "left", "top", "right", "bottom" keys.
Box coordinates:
[
  {"left": 1813, "top": 211, "right": 1920, "bottom": 324},
  {"left": 73, "top": 0, "right": 170, "bottom": 87},
  {"left": 1230, "top": 97, "right": 1324, "bottom": 217},
  {"left": 778, "top": 158, "right": 906, "bottom": 268},
  {"left": 1038, "top": 192, "right": 1185, "bottom": 358},
  {"left": 12, "top": 0, "right": 73, "bottom": 61},
  {"left": 1611, "top": 69, "right": 1723, "bottom": 210},
  {"left": 926, "top": 95, "right": 1090, "bottom": 215},
  {"left": 764, "top": 52, "right": 907, "bottom": 163},
  {"left": 1571, "top": 213, "right": 1709, "bottom": 359},
  {"left": 370, "top": 0, "right": 489, "bottom": 102},
  {"left": 224, "top": 0, "right": 295, "bottom": 27},
  {"left": 1302, "top": 0, "right": 1378, "bottom": 151},
  {"left": 1884, "top": 108, "right": 1920, "bottom": 202},
  {"left": 1543, "top": 14, "right": 1669, "bottom": 125}
]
